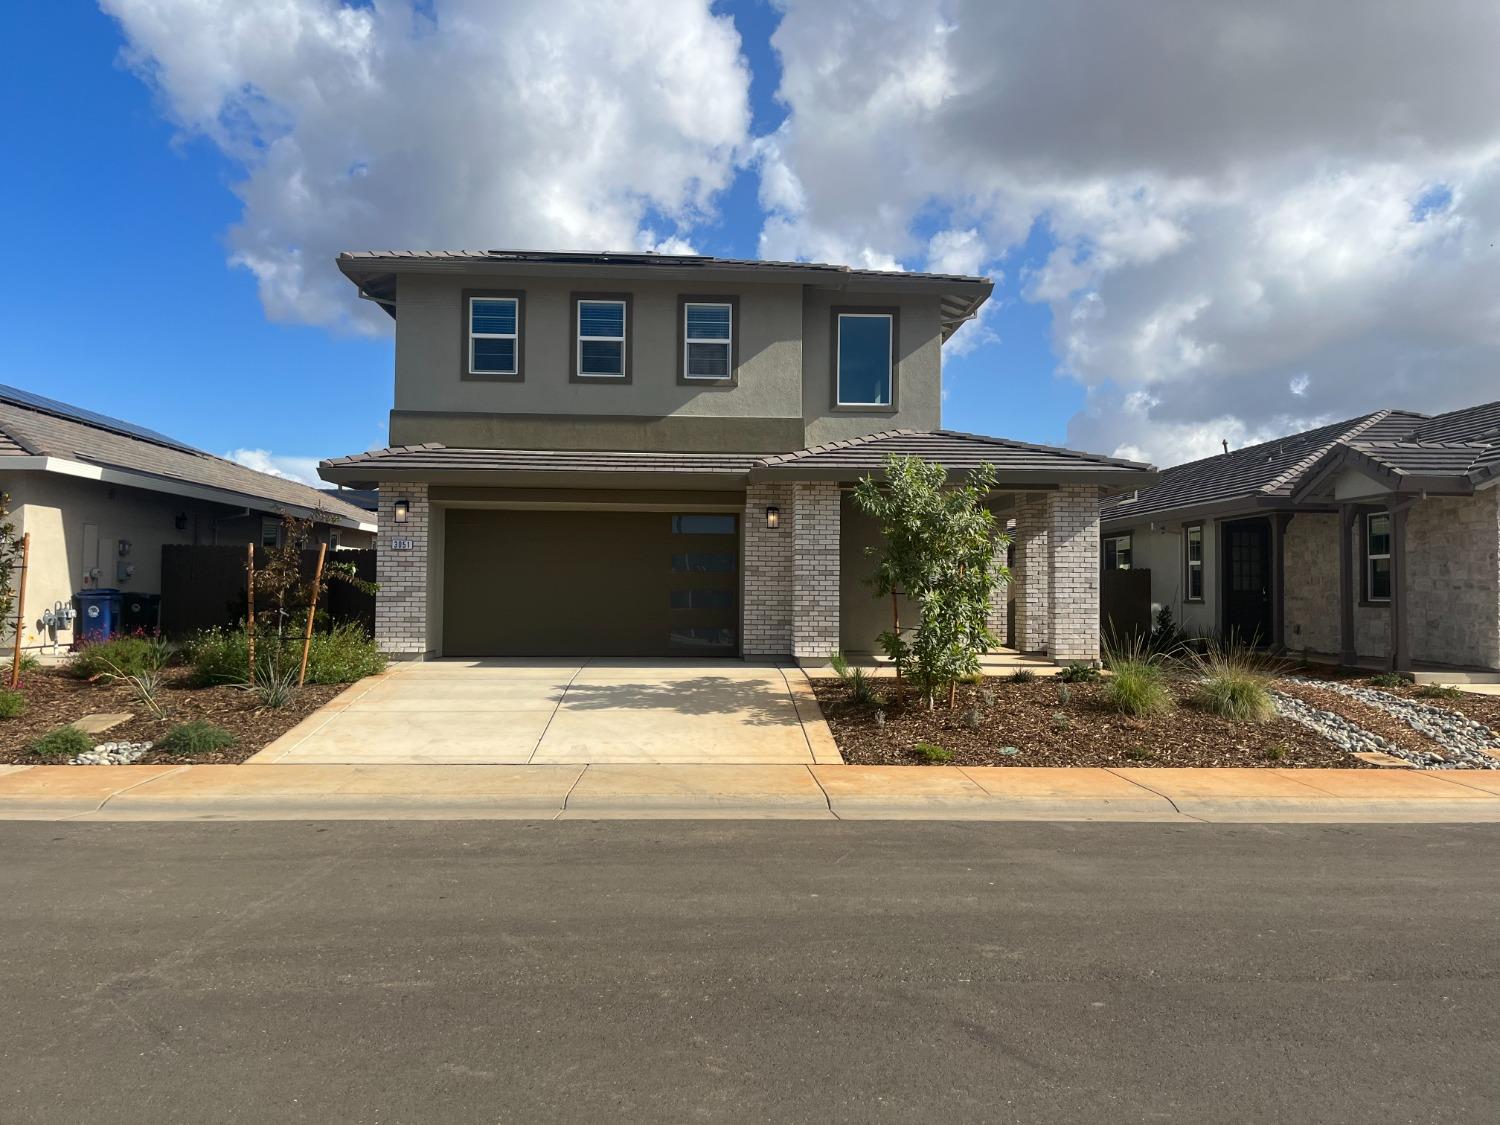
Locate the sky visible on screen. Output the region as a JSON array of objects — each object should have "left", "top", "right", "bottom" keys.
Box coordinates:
[{"left": 3, "top": 1, "right": 1499, "bottom": 486}]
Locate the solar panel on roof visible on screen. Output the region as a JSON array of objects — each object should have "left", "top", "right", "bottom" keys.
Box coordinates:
[{"left": 0, "top": 383, "right": 204, "bottom": 456}]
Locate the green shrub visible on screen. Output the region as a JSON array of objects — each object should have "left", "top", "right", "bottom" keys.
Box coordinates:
[
  {"left": 70, "top": 635, "right": 169, "bottom": 679},
  {"left": 1264, "top": 742, "right": 1289, "bottom": 761},
  {"left": 189, "top": 624, "right": 384, "bottom": 687},
  {"left": 29, "top": 725, "right": 92, "bottom": 759},
  {"left": 1058, "top": 662, "right": 1100, "bottom": 683},
  {"left": 1123, "top": 745, "right": 1156, "bottom": 761},
  {"left": 1102, "top": 636, "right": 1174, "bottom": 718},
  {"left": 1413, "top": 683, "right": 1464, "bottom": 701},
  {"left": 1008, "top": 667, "right": 1036, "bottom": 684},
  {"left": 0, "top": 690, "right": 24, "bottom": 719},
  {"left": 1369, "top": 672, "right": 1407, "bottom": 689},
  {"left": 157, "top": 720, "right": 236, "bottom": 755},
  {"left": 828, "top": 650, "right": 851, "bottom": 679},
  {"left": 1189, "top": 644, "right": 1275, "bottom": 722},
  {"left": 18, "top": 652, "right": 40, "bottom": 674},
  {"left": 913, "top": 740, "right": 953, "bottom": 763},
  {"left": 845, "top": 667, "right": 883, "bottom": 707}
]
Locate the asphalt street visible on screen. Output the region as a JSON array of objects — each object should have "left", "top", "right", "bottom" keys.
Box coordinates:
[{"left": 2, "top": 820, "right": 1497, "bottom": 1124}]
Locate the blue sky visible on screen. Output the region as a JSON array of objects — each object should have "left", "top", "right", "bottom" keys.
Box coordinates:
[
  {"left": 0, "top": 1, "right": 1078, "bottom": 483},
  {"left": 6, "top": 2, "right": 1497, "bottom": 479}
]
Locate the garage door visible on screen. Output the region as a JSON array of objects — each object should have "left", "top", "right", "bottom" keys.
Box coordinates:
[{"left": 442, "top": 509, "right": 739, "bottom": 657}]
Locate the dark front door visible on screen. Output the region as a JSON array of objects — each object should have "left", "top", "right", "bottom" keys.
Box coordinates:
[{"left": 1221, "top": 518, "right": 1272, "bottom": 646}]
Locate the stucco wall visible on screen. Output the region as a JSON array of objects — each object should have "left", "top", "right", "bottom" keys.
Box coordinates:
[{"left": 1115, "top": 520, "right": 1217, "bottom": 638}]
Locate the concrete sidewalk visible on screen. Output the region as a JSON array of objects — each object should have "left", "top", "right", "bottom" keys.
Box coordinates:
[{"left": 2, "top": 763, "right": 1499, "bottom": 822}]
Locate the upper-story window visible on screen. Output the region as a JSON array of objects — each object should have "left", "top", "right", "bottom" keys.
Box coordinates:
[
  {"left": 680, "top": 297, "right": 737, "bottom": 384},
  {"left": 463, "top": 290, "right": 524, "bottom": 381},
  {"left": 833, "top": 308, "right": 897, "bottom": 410},
  {"left": 573, "top": 295, "right": 631, "bottom": 381}
]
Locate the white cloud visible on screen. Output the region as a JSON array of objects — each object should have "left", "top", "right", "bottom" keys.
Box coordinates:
[
  {"left": 762, "top": 0, "right": 1500, "bottom": 463},
  {"left": 224, "top": 447, "right": 323, "bottom": 487},
  {"left": 102, "top": 0, "right": 751, "bottom": 332}
]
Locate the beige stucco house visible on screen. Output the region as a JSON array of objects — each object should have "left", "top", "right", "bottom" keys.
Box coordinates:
[
  {"left": 0, "top": 385, "right": 375, "bottom": 651},
  {"left": 321, "top": 250, "right": 1155, "bottom": 664},
  {"left": 1102, "top": 401, "right": 1500, "bottom": 674}
]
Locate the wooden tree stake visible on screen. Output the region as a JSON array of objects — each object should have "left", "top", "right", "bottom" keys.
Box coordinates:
[
  {"left": 246, "top": 542, "right": 256, "bottom": 679},
  {"left": 9, "top": 532, "right": 30, "bottom": 689},
  {"left": 297, "top": 542, "right": 328, "bottom": 688}
]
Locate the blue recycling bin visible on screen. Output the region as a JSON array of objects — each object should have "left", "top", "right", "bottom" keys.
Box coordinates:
[{"left": 76, "top": 588, "right": 123, "bottom": 644}]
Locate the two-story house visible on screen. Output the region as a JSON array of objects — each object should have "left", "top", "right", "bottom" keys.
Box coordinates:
[{"left": 319, "top": 250, "right": 1155, "bottom": 663}]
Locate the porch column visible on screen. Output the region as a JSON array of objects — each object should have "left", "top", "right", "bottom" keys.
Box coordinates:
[
  {"left": 985, "top": 528, "right": 1011, "bottom": 650},
  {"left": 791, "top": 481, "right": 841, "bottom": 662},
  {"left": 374, "top": 481, "right": 429, "bottom": 659},
  {"left": 1012, "top": 493, "right": 1051, "bottom": 654},
  {"left": 1047, "top": 485, "right": 1102, "bottom": 664},
  {"left": 1338, "top": 504, "right": 1356, "bottom": 666},
  {"left": 742, "top": 481, "right": 794, "bottom": 658},
  {"left": 1270, "top": 512, "right": 1291, "bottom": 651},
  {"left": 1389, "top": 500, "right": 1412, "bottom": 672}
]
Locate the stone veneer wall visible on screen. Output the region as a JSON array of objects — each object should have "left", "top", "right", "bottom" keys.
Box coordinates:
[
  {"left": 374, "top": 482, "right": 430, "bottom": 658},
  {"left": 742, "top": 480, "right": 794, "bottom": 657},
  {"left": 1283, "top": 513, "right": 1340, "bottom": 656},
  {"left": 1012, "top": 493, "right": 1051, "bottom": 653},
  {"left": 1046, "top": 485, "right": 1101, "bottom": 663},
  {"left": 792, "top": 481, "right": 841, "bottom": 661},
  {"left": 1408, "top": 490, "right": 1500, "bottom": 669}
]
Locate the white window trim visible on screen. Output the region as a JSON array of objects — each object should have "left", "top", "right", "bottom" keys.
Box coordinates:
[
  {"left": 1184, "top": 524, "right": 1204, "bottom": 602},
  {"left": 468, "top": 296, "right": 519, "bottom": 376},
  {"left": 1104, "top": 533, "right": 1132, "bottom": 570},
  {"left": 835, "top": 312, "right": 894, "bottom": 407},
  {"left": 1366, "top": 512, "right": 1392, "bottom": 602},
  {"left": 683, "top": 301, "right": 733, "bottom": 380},
  {"left": 577, "top": 299, "right": 627, "bottom": 379}
]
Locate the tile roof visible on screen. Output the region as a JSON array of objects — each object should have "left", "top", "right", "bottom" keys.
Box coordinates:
[
  {"left": 320, "top": 430, "right": 1155, "bottom": 489},
  {"left": 0, "top": 387, "right": 372, "bottom": 527},
  {"left": 1106, "top": 398, "right": 1500, "bottom": 522}
]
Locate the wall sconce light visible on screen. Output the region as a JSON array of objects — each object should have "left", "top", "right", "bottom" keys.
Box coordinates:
[
  {"left": 765, "top": 506, "right": 781, "bottom": 529},
  {"left": 175, "top": 513, "right": 188, "bottom": 531},
  {"left": 393, "top": 499, "right": 410, "bottom": 524}
]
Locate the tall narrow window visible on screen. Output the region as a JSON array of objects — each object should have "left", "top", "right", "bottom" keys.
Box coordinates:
[
  {"left": 576, "top": 298, "right": 628, "bottom": 379},
  {"left": 834, "top": 310, "right": 896, "bottom": 407},
  {"left": 468, "top": 295, "right": 519, "bottom": 376},
  {"left": 1366, "top": 512, "right": 1392, "bottom": 601},
  {"left": 260, "top": 517, "right": 280, "bottom": 549},
  {"left": 682, "top": 301, "right": 734, "bottom": 380},
  {"left": 1184, "top": 523, "right": 1204, "bottom": 602},
  {"left": 1103, "top": 533, "right": 1132, "bottom": 571}
]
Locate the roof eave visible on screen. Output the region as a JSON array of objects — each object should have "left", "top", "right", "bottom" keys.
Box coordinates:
[
  {"left": 750, "top": 463, "right": 1157, "bottom": 489},
  {"left": 319, "top": 463, "right": 751, "bottom": 492}
]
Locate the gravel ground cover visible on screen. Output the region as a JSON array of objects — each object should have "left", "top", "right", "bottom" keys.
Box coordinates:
[
  {"left": 0, "top": 668, "right": 345, "bottom": 765},
  {"left": 1285, "top": 677, "right": 1500, "bottom": 769}
]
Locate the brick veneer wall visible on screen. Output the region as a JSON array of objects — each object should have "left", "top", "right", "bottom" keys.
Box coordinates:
[
  {"left": 792, "top": 481, "right": 841, "bottom": 661},
  {"left": 374, "top": 482, "right": 429, "bottom": 658},
  {"left": 986, "top": 530, "right": 1011, "bottom": 646},
  {"left": 743, "top": 481, "right": 794, "bottom": 657},
  {"left": 1047, "top": 484, "right": 1101, "bottom": 663},
  {"left": 1012, "top": 493, "right": 1051, "bottom": 652}
]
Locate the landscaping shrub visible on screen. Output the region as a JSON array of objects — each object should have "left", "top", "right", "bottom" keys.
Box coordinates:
[
  {"left": 157, "top": 720, "right": 236, "bottom": 755},
  {"left": 913, "top": 740, "right": 953, "bottom": 763},
  {"left": 1008, "top": 667, "right": 1036, "bottom": 684},
  {"left": 1058, "top": 662, "right": 1099, "bottom": 683},
  {"left": 828, "top": 650, "right": 851, "bottom": 679},
  {"left": 1413, "top": 683, "right": 1464, "bottom": 701},
  {"left": 189, "top": 623, "right": 383, "bottom": 687},
  {"left": 1102, "top": 637, "right": 1173, "bottom": 717},
  {"left": 844, "top": 667, "right": 882, "bottom": 707},
  {"left": 29, "top": 725, "right": 92, "bottom": 759},
  {"left": 1189, "top": 643, "right": 1275, "bottom": 722},
  {"left": 1123, "top": 745, "right": 1156, "bottom": 761},
  {"left": 1369, "top": 672, "right": 1407, "bottom": 689},
  {"left": 70, "top": 635, "right": 169, "bottom": 679},
  {"left": 0, "top": 689, "right": 24, "bottom": 719}
]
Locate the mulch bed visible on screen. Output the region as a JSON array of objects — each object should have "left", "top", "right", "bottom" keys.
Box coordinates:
[
  {"left": 811, "top": 676, "right": 1368, "bottom": 768},
  {"left": 0, "top": 667, "right": 347, "bottom": 765}
]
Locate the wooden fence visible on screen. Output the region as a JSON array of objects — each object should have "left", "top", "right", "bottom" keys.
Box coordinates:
[
  {"left": 159, "top": 546, "right": 376, "bottom": 638},
  {"left": 1101, "top": 567, "right": 1153, "bottom": 645}
]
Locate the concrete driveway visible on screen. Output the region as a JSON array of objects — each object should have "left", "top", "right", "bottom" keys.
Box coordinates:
[{"left": 252, "top": 659, "right": 837, "bottom": 765}]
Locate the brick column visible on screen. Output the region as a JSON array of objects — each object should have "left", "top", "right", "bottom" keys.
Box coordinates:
[
  {"left": 985, "top": 529, "right": 1010, "bottom": 649},
  {"left": 742, "top": 481, "right": 794, "bottom": 658},
  {"left": 1047, "top": 484, "right": 1101, "bottom": 663},
  {"left": 1012, "top": 493, "right": 1051, "bottom": 653},
  {"left": 375, "top": 482, "right": 430, "bottom": 658},
  {"left": 792, "top": 481, "right": 841, "bottom": 662}
]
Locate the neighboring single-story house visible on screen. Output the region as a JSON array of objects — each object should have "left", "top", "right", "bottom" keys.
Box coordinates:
[
  {"left": 1102, "top": 400, "right": 1500, "bottom": 674},
  {"left": 0, "top": 384, "right": 375, "bottom": 651}
]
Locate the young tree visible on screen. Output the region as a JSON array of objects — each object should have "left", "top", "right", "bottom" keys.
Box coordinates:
[
  {"left": 852, "top": 455, "right": 1009, "bottom": 709},
  {"left": 0, "top": 493, "right": 25, "bottom": 640},
  {"left": 253, "top": 511, "right": 377, "bottom": 637}
]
